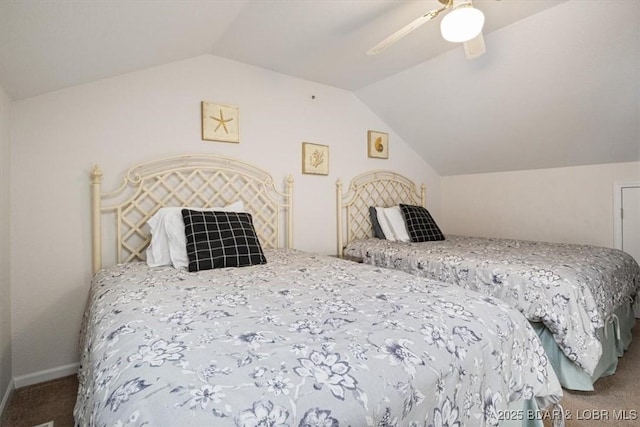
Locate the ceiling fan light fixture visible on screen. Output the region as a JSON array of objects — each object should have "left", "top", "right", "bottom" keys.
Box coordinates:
[{"left": 440, "top": 3, "right": 485, "bottom": 43}]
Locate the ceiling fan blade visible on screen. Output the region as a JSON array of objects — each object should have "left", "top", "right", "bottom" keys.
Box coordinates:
[
  {"left": 463, "top": 32, "right": 486, "bottom": 59},
  {"left": 367, "top": 7, "right": 445, "bottom": 56}
]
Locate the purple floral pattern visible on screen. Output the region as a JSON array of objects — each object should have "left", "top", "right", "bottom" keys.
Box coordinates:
[
  {"left": 345, "top": 235, "right": 640, "bottom": 374},
  {"left": 75, "top": 250, "right": 561, "bottom": 426}
]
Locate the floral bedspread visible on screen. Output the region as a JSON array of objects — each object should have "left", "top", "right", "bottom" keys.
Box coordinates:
[
  {"left": 74, "top": 249, "right": 561, "bottom": 427},
  {"left": 345, "top": 236, "right": 640, "bottom": 375}
]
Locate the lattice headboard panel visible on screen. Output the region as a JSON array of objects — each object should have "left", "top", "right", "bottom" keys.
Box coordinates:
[
  {"left": 90, "top": 155, "right": 293, "bottom": 273},
  {"left": 336, "top": 170, "right": 425, "bottom": 256}
]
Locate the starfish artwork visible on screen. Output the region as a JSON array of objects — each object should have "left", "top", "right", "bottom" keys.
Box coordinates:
[
  {"left": 211, "top": 109, "right": 233, "bottom": 134},
  {"left": 201, "top": 102, "right": 240, "bottom": 143}
]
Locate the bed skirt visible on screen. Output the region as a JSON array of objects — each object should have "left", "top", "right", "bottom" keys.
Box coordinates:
[{"left": 532, "top": 301, "right": 635, "bottom": 391}]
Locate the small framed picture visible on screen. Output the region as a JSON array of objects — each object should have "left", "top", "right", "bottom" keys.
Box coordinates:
[
  {"left": 302, "top": 142, "right": 329, "bottom": 175},
  {"left": 368, "top": 130, "right": 389, "bottom": 159},
  {"left": 202, "top": 101, "right": 240, "bottom": 143}
]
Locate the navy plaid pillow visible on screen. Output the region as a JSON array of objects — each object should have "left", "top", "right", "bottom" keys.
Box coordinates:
[
  {"left": 399, "top": 204, "right": 445, "bottom": 242},
  {"left": 181, "top": 209, "right": 266, "bottom": 272}
]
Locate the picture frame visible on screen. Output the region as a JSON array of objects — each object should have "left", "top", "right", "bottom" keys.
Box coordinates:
[
  {"left": 302, "top": 142, "right": 329, "bottom": 175},
  {"left": 367, "top": 130, "right": 389, "bottom": 159},
  {"left": 201, "top": 101, "right": 240, "bottom": 143}
]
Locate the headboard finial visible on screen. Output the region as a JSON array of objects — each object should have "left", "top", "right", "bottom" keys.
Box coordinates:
[{"left": 90, "top": 165, "right": 103, "bottom": 184}]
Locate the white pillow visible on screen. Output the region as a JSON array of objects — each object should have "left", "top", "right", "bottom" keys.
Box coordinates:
[
  {"left": 374, "top": 206, "right": 411, "bottom": 242},
  {"left": 146, "top": 209, "right": 174, "bottom": 267},
  {"left": 146, "top": 201, "right": 245, "bottom": 269},
  {"left": 382, "top": 206, "right": 411, "bottom": 242},
  {"left": 375, "top": 207, "right": 396, "bottom": 242}
]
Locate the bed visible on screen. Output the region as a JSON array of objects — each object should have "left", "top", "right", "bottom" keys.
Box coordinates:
[
  {"left": 337, "top": 170, "right": 640, "bottom": 391},
  {"left": 74, "top": 155, "right": 563, "bottom": 426}
]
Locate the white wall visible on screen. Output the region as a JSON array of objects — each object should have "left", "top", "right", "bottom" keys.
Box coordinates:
[
  {"left": 9, "top": 54, "right": 441, "bottom": 379},
  {"left": 0, "top": 85, "right": 12, "bottom": 409},
  {"left": 441, "top": 162, "right": 640, "bottom": 247}
]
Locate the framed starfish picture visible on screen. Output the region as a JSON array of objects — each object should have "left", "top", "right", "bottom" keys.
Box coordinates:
[{"left": 201, "top": 101, "right": 240, "bottom": 143}]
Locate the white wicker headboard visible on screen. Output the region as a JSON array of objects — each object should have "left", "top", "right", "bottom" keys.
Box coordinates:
[
  {"left": 336, "top": 170, "right": 425, "bottom": 256},
  {"left": 90, "top": 154, "right": 293, "bottom": 274}
]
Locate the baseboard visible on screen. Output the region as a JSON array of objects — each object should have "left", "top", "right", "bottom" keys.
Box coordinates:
[
  {"left": 0, "top": 378, "right": 15, "bottom": 424},
  {"left": 13, "top": 362, "right": 79, "bottom": 389}
]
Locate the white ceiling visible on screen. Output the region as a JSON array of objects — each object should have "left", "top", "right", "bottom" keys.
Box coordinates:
[{"left": 1, "top": 0, "right": 638, "bottom": 175}]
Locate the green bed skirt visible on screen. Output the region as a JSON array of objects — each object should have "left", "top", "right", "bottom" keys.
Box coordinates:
[{"left": 531, "top": 302, "right": 636, "bottom": 391}]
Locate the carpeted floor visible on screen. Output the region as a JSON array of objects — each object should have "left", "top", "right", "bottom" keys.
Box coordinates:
[
  {"left": 1, "top": 375, "right": 77, "bottom": 427},
  {"left": 1, "top": 327, "right": 639, "bottom": 427}
]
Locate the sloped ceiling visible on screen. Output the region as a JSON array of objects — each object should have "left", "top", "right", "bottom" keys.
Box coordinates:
[
  {"left": 0, "top": 0, "right": 637, "bottom": 175},
  {"left": 356, "top": 0, "right": 640, "bottom": 175}
]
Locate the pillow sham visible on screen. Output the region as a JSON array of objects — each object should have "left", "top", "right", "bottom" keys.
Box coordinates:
[
  {"left": 381, "top": 205, "right": 411, "bottom": 242},
  {"left": 181, "top": 209, "right": 266, "bottom": 271},
  {"left": 369, "top": 207, "right": 386, "bottom": 239},
  {"left": 145, "top": 201, "right": 245, "bottom": 268},
  {"left": 399, "top": 204, "right": 445, "bottom": 242},
  {"left": 146, "top": 210, "right": 173, "bottom": 267},
  {"left": 374, "top": 207, "right": 396, "bottom": 241}
]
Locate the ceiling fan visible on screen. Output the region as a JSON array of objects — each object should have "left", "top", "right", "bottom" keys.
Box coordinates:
[{"left": 367, "top": 0, "right": 488, "bottom": 60}]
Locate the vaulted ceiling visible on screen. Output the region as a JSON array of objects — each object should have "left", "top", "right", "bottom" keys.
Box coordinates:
[{"left": 1, "top": 0, "right": 638, "bottom": 175}]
